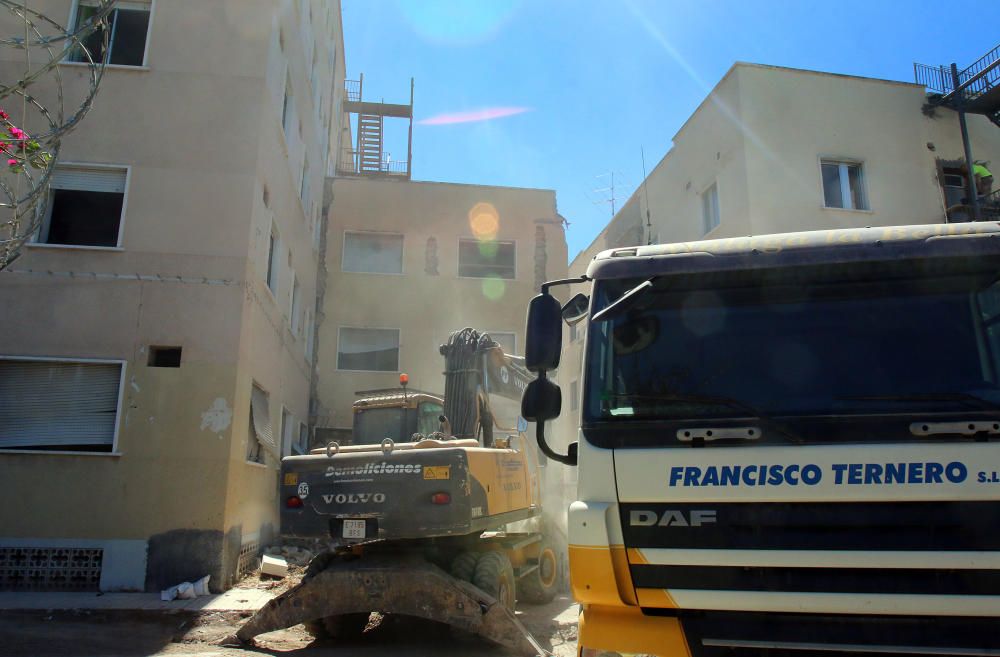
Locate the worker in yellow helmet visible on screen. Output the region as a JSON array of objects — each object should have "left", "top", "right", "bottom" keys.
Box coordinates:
[{"left": 974, "top": 162, "right": 993, "bottom": 197}]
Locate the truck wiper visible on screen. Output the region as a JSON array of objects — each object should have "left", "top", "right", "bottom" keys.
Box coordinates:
[
  {"left": 836, "top": 392, "right": 1000, "bottom": 412},
  {"left": 608, "top": 392, "right": 804, "bottom": 444},
  {"left": 592, "top": 278, "right": 655, "bottom": 322}
]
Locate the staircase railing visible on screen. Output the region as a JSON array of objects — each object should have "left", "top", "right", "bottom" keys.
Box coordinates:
[
  {"left": 915, "top": 43, "right": 1000, "bottom": 104},
  {"left": 982, "top": 188, "right": 1000, "bottom": 220},
  {"left": 958, "top": 43, "right": 1000, "bottom": 103}
]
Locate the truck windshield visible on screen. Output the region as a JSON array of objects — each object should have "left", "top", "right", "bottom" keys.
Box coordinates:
[{"left": 585, "top": 263, "right": 1000, "bottom": 422}]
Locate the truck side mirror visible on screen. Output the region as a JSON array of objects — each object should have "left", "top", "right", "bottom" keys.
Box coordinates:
[
  {"left": 525, "top": 293, "right": 562, "bottom": 372},
  {"left": 521, "top": 377, "right": 561, "bottom": 422},
  {"left": 562, "top": 293, "right": 589, "bottom": 326}
]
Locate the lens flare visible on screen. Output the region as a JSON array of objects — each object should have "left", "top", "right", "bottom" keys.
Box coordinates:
[
  {"left": 482, "top": 277, "right": 506, "bottom": 301},
  {"left": 396, "top": 0, "right": 522, "bottom": 46},
  {"left": 418, "top": 106, "right": 531, "bottom": 126},
  {"left": 469, "top": 202, "right": 500, "bottom": 241}
]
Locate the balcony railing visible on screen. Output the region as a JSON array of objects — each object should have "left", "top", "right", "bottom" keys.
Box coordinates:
[
  {"left": 345, "top": 79, "right": 361, "bottom": 103},
  {"left": 914, "top": 62, "right": 950, "bottom": 95},
  {"left": 336, "top": 149, "right": 409, "bottom": 178}
]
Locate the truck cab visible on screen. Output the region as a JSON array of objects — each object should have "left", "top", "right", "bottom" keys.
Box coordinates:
[
  {"left": 525, "top": 223, "right": 1000, "bottom": 657},
  {"left": 349, "top": 389, "right": 444, "bottom": 445}
]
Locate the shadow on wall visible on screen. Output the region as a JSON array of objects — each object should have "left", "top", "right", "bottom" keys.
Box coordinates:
[{"left": 145, "top": 523, "right": 275, "bottom": 593}]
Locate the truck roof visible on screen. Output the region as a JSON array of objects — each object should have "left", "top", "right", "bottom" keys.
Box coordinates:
[
  {"left": 587, "top": 222, "right": 1000, "bottom": 280},
  {"left": 353, "top": 390, "right": 443, "bottom": 410}
]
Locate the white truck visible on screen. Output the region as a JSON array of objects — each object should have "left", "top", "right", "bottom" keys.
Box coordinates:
[{"left": 522, "top": 223, "right": 1000, "bottom": 657}]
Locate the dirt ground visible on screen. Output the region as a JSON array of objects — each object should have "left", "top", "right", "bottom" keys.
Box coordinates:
[{"left": 0, "top": 595, "right": 579, "bottom": 657}]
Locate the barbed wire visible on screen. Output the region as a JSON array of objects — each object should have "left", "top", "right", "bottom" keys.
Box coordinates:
[{"left": 0, "top": 0, "right": 115, "bottom": 271}]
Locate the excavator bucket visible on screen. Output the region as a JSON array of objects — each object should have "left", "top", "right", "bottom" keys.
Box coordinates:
[{"left": 225, "top": 553, "right": 545, "bottom": 656}]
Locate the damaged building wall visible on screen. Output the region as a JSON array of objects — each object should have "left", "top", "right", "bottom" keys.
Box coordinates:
[{"left": 316, "top": 178, "right": 567, "bottom": 430}]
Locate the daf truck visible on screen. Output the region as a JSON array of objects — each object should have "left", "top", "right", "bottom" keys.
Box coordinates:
[{"left": 522, "top": 223, "right": 1000, "bottom": 657}]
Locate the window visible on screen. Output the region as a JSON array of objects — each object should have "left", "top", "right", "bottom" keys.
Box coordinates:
[
  {"left": 282, "top": 75, "right": 295, "bottom": 138},
  {"left": 458, "top": 239, "right": 516, "bottom": 279},
  {"left": 701, "top": 183, "right": 720, "bottom": 235},
  {"left": 304, "top": 309, "right": 315, "bottom": 360},
  {"left": 38, "top": 166, "right": 127, "bottom": 247},
  {"left": 266, "top": 223, "right": 280, "bottom": 294},
  {"left": 290, "top": 274, "right": 301, "bottom": 334},
  {"left": 821, "top": 160, "right": 869, "bottom": 211},
  {"left": 69, "top": 1, "right": 151, "bottom": 67},
  {"left": 281, "top": 407, "right": 293, "bottom": 457},
  {"left": 313, "top": 207, "right": 323, "bottom": 249},
  {"left": 488, "top": 331, "right": 516, "bottom": 355},
  {"left": 310, "top": 43, "right": 320, "bottom": 104},
  {"left": 147, "top": 346, "right": 181, "bottom": 368},
  {"left": 0, "top": 359, "right": 123, "bottom": 452},
  {"left": 300, "top": 157, "right": 310, "bottom": 208},
  {"left": 417, "top": 401, "right": 445, "bottom": 435},
  {"left": 343, "top": 232, "right": 404, "bottom": 274},
  {"left": 297, "top": 422, "right": 309, "bottom": 454},
  {"left": 338, "top": 327, "right": 400, "bottom": 372},
  {"left": 570, "top": 380, "right": 579, "bottom": 411}
]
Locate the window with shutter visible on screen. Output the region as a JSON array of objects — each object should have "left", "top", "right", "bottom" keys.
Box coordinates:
[
  {"left": 0, "top": 359, "right": 123, "bottom": 452},
  {"left": 38, "top": 166, "right": 128, "bottom": 247},
  {"left": 248, "top": 384, "right": 276, "bottom": 463}
]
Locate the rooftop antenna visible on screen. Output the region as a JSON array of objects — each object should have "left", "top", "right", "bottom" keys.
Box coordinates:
[
  {"left": 593, "top": 172, "right": 618, "bottom": 219},
  {"left": 641, "top": 147, "right": 652, "bottom": 245}
]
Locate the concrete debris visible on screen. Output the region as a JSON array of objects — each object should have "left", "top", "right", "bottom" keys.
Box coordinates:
[
  {"left": 264, "top": 544, "right": 313, "bottom": 567},
  {"left": 160, "top": 575, "right": 212, "bottom": 601},
  {"left": 260, "top": 554, "right": 288, "bottom": 578}
]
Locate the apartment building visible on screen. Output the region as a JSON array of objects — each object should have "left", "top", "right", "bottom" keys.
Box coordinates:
[
  {"left": 0, "top": 0, "right": 346, "bottom": 592},
  {"left": 315, "top": 176, "right": 568, "bottom": 435},
  {"left": 549, "top": 59, "right": 1000, "bottom": 485},
  {"left": 618, "top": 62, "right": 1000, "bottom": 248}
]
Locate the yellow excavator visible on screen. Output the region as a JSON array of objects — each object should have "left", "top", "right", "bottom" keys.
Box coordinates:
[{"left": 230, "top": 328, "right": 559, "bottom": 655}]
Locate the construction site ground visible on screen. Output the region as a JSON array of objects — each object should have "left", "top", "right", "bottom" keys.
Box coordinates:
[{"left": 0, "top": 592, "right": 579, "bottom": 657}]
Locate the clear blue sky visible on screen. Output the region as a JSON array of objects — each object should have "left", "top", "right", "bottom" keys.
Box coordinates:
[{"left": 342, "top": 0, "right": 999, "bottom": 261}]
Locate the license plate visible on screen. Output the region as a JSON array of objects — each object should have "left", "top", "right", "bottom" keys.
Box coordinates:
[{"left": 342, "top": 519, "right": 366, "bottom": 539}]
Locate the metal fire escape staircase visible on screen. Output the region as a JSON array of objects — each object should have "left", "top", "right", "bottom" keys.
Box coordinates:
[
  {"left": 357, "top": 113, "right": 384, "bottom": 173},
  {"left": 915, "top": 44, "right": 1000, "bottom": 221},
  {"left": 337, "top": 73, "right": 414, "bottom": 179},
  {"left": 915, "top": 44, "right": 1000, "bottom": 128}
]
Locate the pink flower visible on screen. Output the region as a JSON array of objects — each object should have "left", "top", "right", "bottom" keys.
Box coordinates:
[
  {"left": 8, "top": 127, "right": 24, "bottom": 139},
  {"left": 0, "top": 110, "right": 9, "bottom": 120},
  {"left": 7, "top": 158, "right": 18, "bottom": 166}
]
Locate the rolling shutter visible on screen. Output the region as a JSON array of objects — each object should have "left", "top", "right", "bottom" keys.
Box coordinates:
[
  {"left": 0, "top": 360, "right": 122, "bottom": 448},
  {"left": 51, "top": 167, "right": 127, "bottom": 193},
  {"left": 250, "top": 385, "right": 277, "bottom": 455}
]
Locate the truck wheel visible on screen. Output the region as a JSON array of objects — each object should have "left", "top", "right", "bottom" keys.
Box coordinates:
[
  {"left": 518, "top": 541, "right": 559, "bottom": 604},
  {"left": 450, "top": 550, "right": 480, "bottom": 582},
  {"left": 473, "top": 550, "right": 515, "bottom": 611}
]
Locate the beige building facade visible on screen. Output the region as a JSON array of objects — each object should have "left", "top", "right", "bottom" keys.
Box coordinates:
[
  {"left": 315, "top": 177, "right": 567, "bottom": 434},
  {"left": 550, "top": 61, "right": 1000, "bottom": 487},
  {"left": 0, "top": 0, "right": 345, "bottom": 591}
]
